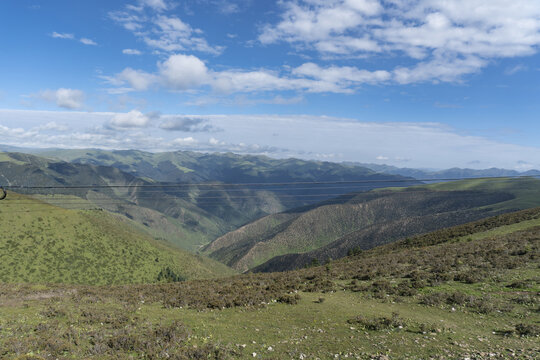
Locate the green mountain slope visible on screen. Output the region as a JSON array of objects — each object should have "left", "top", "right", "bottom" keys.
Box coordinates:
[
  {"left": 0, "top": 192, "right": 236, "bottom": 285},
  {"left": 1, "top": 208, "right": 538, "bottom": 359},
  {"left": 0, "top": 152, "right": 272, "bottom": 251},
  {"left": 208, "top": 178, "right": 540, "bottom": 272},
  {"left": 1, "top": 150, "right": 417, "bottom": 251}
]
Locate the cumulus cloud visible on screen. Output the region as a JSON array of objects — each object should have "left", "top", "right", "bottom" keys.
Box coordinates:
[
  {"left": 159, "top": 116, "right": 218, "bottom": 132},
  {"left": 37, "top": 88, "right": 85, "bottom": 110},
  {"left": 260, "top": 0, "right": 540, "bottom": 82},
  {"left": 158, "top": 54, "right": 210, "bottom": 90},
  {"left": 105, "top": 68, "right": 158, "bottom": 91},
  {"left": 172, "top": 136, "right": 198, "bottom": 146},
  {"left": 107, "top": 110, "right": 157, "bottom": 128},
  {"left": 105, "top": 53, "right": 394, "bottom": 94},
  {"left": 102, "top": 1, "right": 540, "bottom": 97}
]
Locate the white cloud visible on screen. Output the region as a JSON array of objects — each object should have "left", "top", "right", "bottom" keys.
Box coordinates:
[
  {"left": 106, "top": 68, "right": 158, "bottom": 91},
  {"left": 108, "top": 110, "right": 154, "bottom": 128},
  {"left": 80, "top": 38, "right": 98, "bottom": 46},
  {"left": 37, "top": 88, "right": 85, "bottom": 110},
  {"left": 212, "top": 70, "right": 297, "bottom": 93},
  {"left": 218, "top": 1, "right": 240, "bottom": 15},
  {"left": 34, "top": 121, "right": 69, "bottom": 132},
  {"left": 106, "top": 54, "right": 393, "bottom": 94},
  {"left": 158, "top": 54, "right": 209, "bottom": 90},
  {"left": 184, "top": 94, "right": 304, "bottom": 107},
  {"left": 505, "top": 64, "right": 528, "bottom": 75},
  {"left": 172, "top": 136, "right": 198, "bottom": 146},
  {"left": 50, "top": 32, "right": 98, "bottom": 46},
  {"left": 108, "top": 10, "right": 144, "bottom": 31},
  {"left": 260, "top": 0, "right": 540, "bottom": 82},
  {"left": 122, "top": 48, "right": 143, "bottom": 55},
  {"left": 51, "top": 32, "right": 74, "bottom": 39},
  {"left": 293, "top": 62, "right": 391, "bottom": 86},
  {"left": 393, "top": 56, "right": 486, "bottom": 84},
  {"left": 139, "top": 0, "right": 168, "bottom": 11},
  {"left": 142, "top": 15, "right": 224, "bottom": 54},
  {"left": 4, "top": 109, "right": 540, "bottom": 171},
  {"left": 209, "top": 137, "right": 223, "bottom": 145},
  {"left": 110, "top": 5, "right": 223, "bottom": 55},
  {"left": 54, "top": 89, "right": 84, "bottom": 109}
]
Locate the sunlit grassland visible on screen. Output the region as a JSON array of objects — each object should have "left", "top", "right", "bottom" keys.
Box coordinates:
[
  {"left": 0, "top": 192, "right": 236, "bottom": 285},
  {"left": 0, "top": 207, "right": 538, "bottom": 359}
]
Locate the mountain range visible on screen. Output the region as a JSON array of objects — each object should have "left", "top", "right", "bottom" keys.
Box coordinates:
[
  {"left": 353, "top": 162, "right": 540, "bottom": 180},
  {"left": 0, "top": 148, "right": 415, "bottom": 253},
  {"left": 3, "top": 146, "right": 540, "bottom": 282}
]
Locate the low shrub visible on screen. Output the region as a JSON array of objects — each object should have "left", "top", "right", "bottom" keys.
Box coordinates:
[
  {"left": 515, "top": 323, "right": 540, "bottom": 337},
  {"left": 348, "top": 312, "right": 405, "bottom": 331}
]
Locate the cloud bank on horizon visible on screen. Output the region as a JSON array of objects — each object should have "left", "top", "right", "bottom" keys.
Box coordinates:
[
  {"left": 1, "top": 109, "right": 539, "bottom": 171},
  {"left": 1, "top": 0, "right": 540, "bottom": 170}
]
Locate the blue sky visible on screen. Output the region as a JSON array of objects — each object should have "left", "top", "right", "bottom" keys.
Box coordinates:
[{"left": 1, "top": 0, "right": 540, "bottom": 169}]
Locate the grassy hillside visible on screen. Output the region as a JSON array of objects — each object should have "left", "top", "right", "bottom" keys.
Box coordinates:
[
  {"left": 0, "top": 152, "right": 261, "bottom": 251},
  {"left": 416, "top": 177, "right": 540, "bottom": 209},
  {"left": 0, "top": 192, "right": 236, "bottom": 285},
  {"left": 206, "top": 179, "right": 533, "bottom": 271},
  {"left": 205, "top": 186, "right": 513, "bottom": 271},
  {"left": 0, "top": 208, "right": 538, "bottom": 359}
]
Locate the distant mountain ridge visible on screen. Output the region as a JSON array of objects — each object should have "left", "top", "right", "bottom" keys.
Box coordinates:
[
  {"left": 351, "top": 162, "right": 540, "bottom": 180},
  {"left": 4, "top": 144, "right": 537, "bottom": 182}
]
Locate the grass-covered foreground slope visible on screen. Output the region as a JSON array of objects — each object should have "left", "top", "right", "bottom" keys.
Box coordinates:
[
  {"left": 0, "top": 208, "right": 538, "bottom": 359},
  {"left": 0, "top": 192, "right": 236, "bottom": 285}
]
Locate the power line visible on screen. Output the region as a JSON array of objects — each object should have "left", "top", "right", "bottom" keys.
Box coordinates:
[
  {"left": 2, "top": 174, "right": 537, "bottom": 191},
  {"left": 1, "top": 185, "right": 533, "bottom": 209}
]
